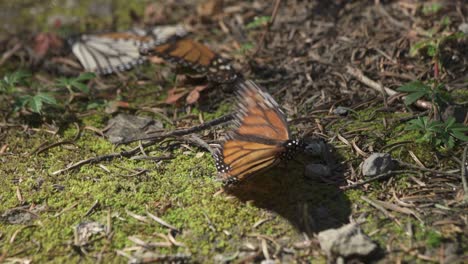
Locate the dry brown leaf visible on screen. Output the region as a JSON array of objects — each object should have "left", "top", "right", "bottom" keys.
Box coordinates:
[
  {"left": 165, "top": 88, "right": 188, "bottom": 105},
  {"left": 149, "top": 56, "right": 166, "bottom": 64},
  {"left": 186, "top": 85, "right": 208, "bottom": 104},
  {"left": 105, "top": 101, "right": 130, "bottom": 114},
  {"left": 144, "top": 3, "right": 167, "bottom": 25},
  {"left": 33, "top": 32, "right": 63, "bottom": 58},
  {"left": 197, "top": 0, "right": 223, "bottom": 18}
]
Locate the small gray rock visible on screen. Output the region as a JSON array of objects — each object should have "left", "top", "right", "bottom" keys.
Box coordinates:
[
  {"left": 75, "top": 221, "right": 106, "bottom": 245},
  {"left": 362, "top": 153, "right": 394, "bottom": 177},
  {"left": 333, "top": 106, "right": 349, "bottom": 116},
  {"left": 0, "top": 209, "right": 36, "bottom": 224},
  {"left": 105, "top": 114, "right": 163, "bottom": 144},
  {"left": 318, "top": 223, "right": 378, "bottom": 259},
  {"left": 459, "top": 23, "right": 468, "bottom": 34}
]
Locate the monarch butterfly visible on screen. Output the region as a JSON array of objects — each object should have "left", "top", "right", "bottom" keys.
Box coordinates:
[
  {"left": 70, "top": 25, "right": 188, "bottom": 74},
  {"left": 139, "top": 36, "right": 238, "bottom": 83},
  {"left": 213, "top": 80, "right": 303, "bottom": 185}
]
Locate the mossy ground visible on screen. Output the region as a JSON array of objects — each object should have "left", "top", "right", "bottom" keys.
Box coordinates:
[
  {"left": 2, "top": 103, "right": 463, "bottom": 262},
  {"left": 1, "top": 1, "right": 467, "bottom": 263}
]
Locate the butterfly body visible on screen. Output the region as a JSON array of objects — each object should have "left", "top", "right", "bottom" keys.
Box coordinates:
[{"left": 214, "top": 80, "right": 303, "bottom": 185}]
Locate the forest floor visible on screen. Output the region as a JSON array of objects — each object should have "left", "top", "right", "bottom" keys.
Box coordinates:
[{"left": 0, "top": 0, "right": 467, "bottom": 263}]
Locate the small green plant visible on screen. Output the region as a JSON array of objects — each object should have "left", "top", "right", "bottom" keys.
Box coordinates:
[
  {"left": 56, "top": 72, "right": 95, "bottom": 94},
  {"left": 16, "top": 92, "right": 57, "bottom": 114},
  {"left": 410, "top": 32, "right": 465, "bottom": 58},
  {"left": 246, "top": 16, "right": 271, "bottom": 29},
  {"left": 397, "top": 80, "right": 447, "bottom": 106},
  {"left": 236, "top": 42, "right": 254, "bottom": 55},
  {"left": 422, "top": 3, "right": 443, "bottom": 16},
  {"left": 1, "top": 71, "right": 58, "bottom": 114},
  {"left": 0, "top": 71, "right": 30, "bottom": 94},
  {"left": 406, "top": 116, "right": 468, "bottom": 149}
]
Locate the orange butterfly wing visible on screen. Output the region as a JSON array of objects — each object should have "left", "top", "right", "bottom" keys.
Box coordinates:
[
  {"left": 234, "top": 82, "right": 290, "bottom": 141},
  {"left": 214, "top": 80, "right": 300, "bottom": 185},
  {"left": 220, "top": 140, "right": 283, "bottom": 180},
  {"left": 142, "top": 38, "right": 238, "bottom": 83}
]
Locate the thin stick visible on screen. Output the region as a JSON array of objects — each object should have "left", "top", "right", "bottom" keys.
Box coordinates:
[
  {"left": 346, "top": 65, "right": 433, "bottom": 110},
  {"left": 341, "top": 170, "right": 418, "bottom": 190},
  {"left": 51, "top": 115, "right": 233, "bottom": 175},
  {"left": 0, "top": 43, "right": 22, "bottom": 66},
  {"left": 253, "top": 0, "right": 282, "bottom": 56},
  {"left": 51, "top": 140, "right": 163, "bottom": 175},
  {"left": 31, "top": 123, "right": 81, "bottom": 155},
  {"left": 462, "top": 146, "right": 468, "bottom": 202},
  {"left": 120, "top": 113, "right": 234, "bottom": 144},
  {"left": 396, "top": 160, "right": 460, "bottom": 177},
  {"left": 361, "top": 196, "right": 401, "bottom": 226}
]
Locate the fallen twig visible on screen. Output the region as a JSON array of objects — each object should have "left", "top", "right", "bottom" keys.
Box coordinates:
[
  {"left": 253, "top": 0, "right": 282, "bottom": 56},
  {"left": 120, "top": 113, "right": 234, "bottom": 144},
  {"left": 341, "top": 170, "right": 418, "bottom": 190},
  {"left": 30, "top": 123, "right": 81, "bottom": 156},
  {"left": 361, "top": 196, "right": 402, "bottom": 226},
  {"left": 462, "top": 146, "right": 468, "bottom": 203},
  {"left": 51, "top": 140, "right": 172, "bottom": 175},
  {"left": 0, "top": 43, "right": 22, "bottom": 66},
  {"left": 146, "top": 210, "right": 180, "bottom": 232},
  {"left": 396, "top": 160, "right": 460, "bottom": 177},
  {"left": 346, "top": 65, "right": 433, "bottom": 110}
]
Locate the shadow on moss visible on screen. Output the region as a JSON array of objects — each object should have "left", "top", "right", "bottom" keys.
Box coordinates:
[{"left": 224, "top": 142, "right": 351, "bottom": 235}]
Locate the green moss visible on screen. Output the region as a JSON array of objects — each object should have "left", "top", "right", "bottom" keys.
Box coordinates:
[
  {"left": 451, "top": 86, "right": 468, "bottom": 103},
  {"left": 202, "top": 102, "right": 233, "bottom": 120},
  {"left": 344, "top": 189, "right": 364, "bottom": 202},
  {"left": 424, "top": 230, "right": 443, "bottom": 248},
  {"left": 1, "top": 121, "right": 352, "bottom": 261},
  {"left": 81, "top": 113, "right": 108, "bottom": 128}
]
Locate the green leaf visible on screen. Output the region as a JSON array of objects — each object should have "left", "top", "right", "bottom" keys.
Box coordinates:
[
  {"left": 35, "top": 92, "right": 57, "bottom": 105},
  {"left": 56, "top": 77, "right": 71, "bottom": 87},
  {"left": 17, "top": 95, "right": 32, "bottom": 107},
  {"left": 1, "top": 71, "right": 31, "bottom": 93},
  {"left": 29, "top": 96, "right": 44, "bottom": 113},
  {"left": 451, "top": 126, "right": 468, "bottom": 132},
  {"left": 440, "top": 16, "right": 451, "bottom": 26},
  {"left": 403, "top": 91, "right": 427, "bottom": 105},
  {"left": 76, "top": 72, "right": 96, "bottom": 81},
  {"left": 443, "top": 117, "right": 456, "bottom": 128},
  {"left": 446, "top": 137, "right": 455, "bottom": 149},
  {"left": 72, "top": 82, "right": 90, "bottom": 93},
  {"left": 246, "top": 16, "right": 271, "bottom": 29},
  {"left": 427, "top": 45, "right": 437, "bottom": 57},
  {"left": 397, "top": 81, "right": 429, "bottom": 92},
  {"left": 406, "top": 117, "right": 426, "bottom": 130},
  {"left": 451, "top": 131, "right": 468, "bottom": 142},
  {"left": 422, "top": 3, "right": 443, "bottom": 15},
  {"left": 410, "top": 40, "right": 432, "bottom": 56}
]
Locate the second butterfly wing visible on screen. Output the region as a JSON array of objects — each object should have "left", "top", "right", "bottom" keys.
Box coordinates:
[
  {"left": 140, "top": 37, "right": 238, "bottom": 83},
  {"left": 71, "top": 32, "right": 151, "bottom": 74},
  {"left": 213, "top": 80, "right": 302, "bottom": 185},
  {"left": 71, "top": 25, "right": 189, "bottom": 75}
]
